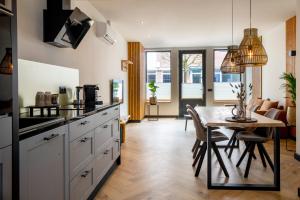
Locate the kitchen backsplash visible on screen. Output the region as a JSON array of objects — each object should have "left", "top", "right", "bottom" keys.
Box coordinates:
[{"left": 18, "top": 59, "right": 79, "bottom": 113}]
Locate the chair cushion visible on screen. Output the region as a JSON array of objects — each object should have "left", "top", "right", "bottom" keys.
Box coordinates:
[
  {"left": 236, "top": 131, "right": 268, "bottom": 143},
  {"left": 258, "top": 100, "right": 279, "bottom": 111}
]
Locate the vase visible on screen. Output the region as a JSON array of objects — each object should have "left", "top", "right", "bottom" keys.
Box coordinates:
[
  {"left": 0, "top": 48, "right": 13, "bottom": 74},
  {"left": 286, "top": 106, "right": 296, "bottom": 126},
  {"left": 149, "top": 97, "right": 157, "bottom": 105}
]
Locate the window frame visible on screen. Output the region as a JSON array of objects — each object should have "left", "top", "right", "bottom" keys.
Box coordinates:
[
  {"left": 145, "top": 50, "right": 172, "bottom": 101},
  {"left": 213, "top": 48, "right": 241, "bottom": 102}
]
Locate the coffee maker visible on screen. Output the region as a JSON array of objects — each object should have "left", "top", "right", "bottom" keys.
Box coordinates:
[{"left": 83, "top": 85, "right": 102, "bottom": 106}]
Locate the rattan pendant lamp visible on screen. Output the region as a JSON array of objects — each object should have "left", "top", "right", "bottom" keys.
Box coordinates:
[
  {"left": 221, "top": 0, "right": 245, "bottom": 74},
  {"left": 237, "top": 0, "right": 268, "bottom": 67}
]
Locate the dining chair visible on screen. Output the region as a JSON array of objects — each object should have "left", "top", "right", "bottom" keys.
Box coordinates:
[
  {"left": 235, "top": 108, "right": 281, "bottom": 178},
  {"left": 224, "top": 104, "right": 261, "bottom": 159},
  {"left": 187, "top": 108, "right": 230, "bottom": 177}
]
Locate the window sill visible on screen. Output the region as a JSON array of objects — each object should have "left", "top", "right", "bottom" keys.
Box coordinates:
[
  {"left": 213, "top": 100, "right": 238, "bottom": 104},
  {"left": 145, "top": 100, "right": 172, "bottom": 103}
]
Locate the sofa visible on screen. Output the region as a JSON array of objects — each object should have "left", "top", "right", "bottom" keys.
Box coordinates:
[{"left": 248, "top": 98, "right": 288, "bottom": 138}]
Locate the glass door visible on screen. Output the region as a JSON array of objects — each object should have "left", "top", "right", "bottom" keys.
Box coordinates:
[{"left": 179, "top": 50, "right": 206, "bottom": 117}]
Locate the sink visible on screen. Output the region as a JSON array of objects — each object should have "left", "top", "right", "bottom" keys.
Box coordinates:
[{"left": 19, "top": 117, "right": 65, "bottom": 133}]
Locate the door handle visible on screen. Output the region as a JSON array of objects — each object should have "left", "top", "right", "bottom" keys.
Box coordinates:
[
  {"left": 80, "top": 137, "right": 89, "bottom": 143},
  {"left": 80, "top": 121, "right": 89, "bottom": 125},
  {"left": 103, "top": 125, "right": 108, "bottom": 128},
  {"left": 81, "top": 170, "right": 90, "bottom": 178},
  {"left": 44, "top": 134, "right": 59, "bottom": 141},
  {"left": 102, "top": 112, "right": 108, "bottom": 116},
  {"left": 104, "top": 149, "right": 110, "bottom": 155}
]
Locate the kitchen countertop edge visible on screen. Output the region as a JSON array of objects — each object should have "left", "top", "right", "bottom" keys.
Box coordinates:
[{"left": 19, "top": 103, "right": 121, "bottom": 141}]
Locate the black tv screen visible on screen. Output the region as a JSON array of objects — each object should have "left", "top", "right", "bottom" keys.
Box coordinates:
[{"left": 111, "top": 80, "right": 124, "bottom": 104}]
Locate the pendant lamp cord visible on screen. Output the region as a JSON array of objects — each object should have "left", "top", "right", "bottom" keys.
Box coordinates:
[
  {"left": 250, "top": 0, "right": 252, "bottom": 29},
  {"left": 231, "top": 0, "right": 233, "bottom": 45}
]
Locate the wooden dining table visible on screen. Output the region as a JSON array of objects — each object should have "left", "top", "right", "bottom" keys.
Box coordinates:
[{"left": 195, "top": 106, "right": 285, "bottom": 191}]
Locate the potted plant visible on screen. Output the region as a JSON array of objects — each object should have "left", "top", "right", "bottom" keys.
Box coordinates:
[
  {"left": 280, "top": 72, "right": 296, "bottom": 126},
  {"left": 148, "top": 80, "right": 159, "bottom": 105}
]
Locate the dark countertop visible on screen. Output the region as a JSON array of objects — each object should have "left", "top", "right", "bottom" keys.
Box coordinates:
[{"left": 19, "top": 103, "right": 120, "bottom": 140}]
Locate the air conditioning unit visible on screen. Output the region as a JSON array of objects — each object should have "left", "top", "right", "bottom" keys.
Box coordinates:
[{"left": 96, "top": 21, "right": 116, "bottom": 45}]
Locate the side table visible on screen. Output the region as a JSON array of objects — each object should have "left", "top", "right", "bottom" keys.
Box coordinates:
[{"left": 147, "top": 104, "right": 159, "bottom": 121}]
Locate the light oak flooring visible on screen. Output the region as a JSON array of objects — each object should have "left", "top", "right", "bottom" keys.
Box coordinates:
[{"left": 95, "top": 118, "right": 300, "bottom": 200}]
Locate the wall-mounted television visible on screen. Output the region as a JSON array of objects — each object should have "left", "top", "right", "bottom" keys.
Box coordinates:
[{"left": 111, "top": 79, "right": 124, "bottom": 104}]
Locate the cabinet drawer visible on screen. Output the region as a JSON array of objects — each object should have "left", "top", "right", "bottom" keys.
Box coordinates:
[
  {"left": 112, "top": 117, "right": 120, "bottom": 139},
  {"left": 111, "top": 106, "right": 120, "bottom": 117},
  {"left": 70, "top": 163, "right": 94, "bottom": 200},
  {"left": 69, "top": 116, "right": 94, "bottom": 141},
  {"left": 70, "top": 131, "right": 94, "bottom": 179},
  {"left": 0, "top": 116, "right": 12, "bottom": 148},
  {"left": 94, "top": 121, "right": 112, "bottom": 155},
  {"left": 112, "top": 138, "right": 120, "bottom": 160},
  {"left": 93, "top": 141, "right": 113, "bottom": 183}
]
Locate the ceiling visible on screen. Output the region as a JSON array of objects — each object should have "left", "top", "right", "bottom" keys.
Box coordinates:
[{"left": 89, "top": 0, "right": 296, "bottom": 48}]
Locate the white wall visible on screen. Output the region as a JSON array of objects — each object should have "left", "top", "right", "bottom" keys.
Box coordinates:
[
  {"left": 262, "top": 23, "right": 286, "bottom": 105},
  {"left": 18, "top": 59, "right": 79, "bottom": 111},
  {"left": 296, "top": 0, "right": 300, "bottom": 155},
  {"left": 17, "top": 0, "right": 128, "bottom": 116}
]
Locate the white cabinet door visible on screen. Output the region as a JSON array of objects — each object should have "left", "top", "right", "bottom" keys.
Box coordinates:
[
  {"left": 94, "top": 121, "right": 112, "bottom": 156},
  {"left": 20, "top": 126, "right": 68, "bottom": 200},
  {"left": 70, "top": 131, "right": 94, "bottom": 179},
  {"left": 0, "top": 145, "right": 12, "bottom": 200},
  {"left": 70, "top": 162, "right": 94, "bottom": 200},
  {"left": 0, "top": 116, "right": 12, "bottom": 148},
  {"left": 93, "top": 140, "right": 113, "bottom": 184},
  {"left": 112, "top": 117, "right": 120, "bottom": 140}
]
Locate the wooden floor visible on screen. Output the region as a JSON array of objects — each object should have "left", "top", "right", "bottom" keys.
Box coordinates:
[{"left": 95, "top": 118, "right": 300, "bottom": 200}]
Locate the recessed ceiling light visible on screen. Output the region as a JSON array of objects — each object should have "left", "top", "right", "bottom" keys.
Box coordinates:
[{"left": 140, "top": 20, "right": 144, "bottom": 25}]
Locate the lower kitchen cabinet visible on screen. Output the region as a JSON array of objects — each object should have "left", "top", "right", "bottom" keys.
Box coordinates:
[
  {"left": 0, "top": 145, "right": 12, "bottom": 200},
  {"left": 93, "top": 140, "right": 113, "bottom": 184},
  {"left": 70, "top": 131, "right": 94, "bottom": 179},
  {"left": 20, "top": 125, "right": 68, "bottom": 200},
  {"left": 70, "top": 162, "right": 94, "bottom": 200}
]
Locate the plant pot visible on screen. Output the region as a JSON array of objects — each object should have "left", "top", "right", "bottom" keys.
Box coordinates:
[
  {"left": 149, "top": 97, "right": 157, "bottom": 105},
  {"left": 287, "top": 106, "right": 296, "bottom": 126}
]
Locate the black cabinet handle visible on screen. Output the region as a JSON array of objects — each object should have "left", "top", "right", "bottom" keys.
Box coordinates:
[
  {"left": 114, "top": 139, "right": 120, "bottom": 142},
  {"left": 81, "top": 170, "right": 90, "bottom": 178},
  {"left": 103, "top": 125, "right": 108, "bottom": 128},
  {"left": 102, "top": 112, "right": 108, "bottom": 116},
  {"left": 104, "top": 149, "right": 110, "bottom": 155},
  {"left": 114, "top": 108, "right": 119, "bottom": 111},
  {"left": 80, "top": 121, "right": 89, "bottom": 126},
  {"left": 115, "top": 118, "right": 119, "bottom": 121},
  {"left": 44, "top": 134, "right": 59, "bottom": 141},
  {"left": 80, "top": 137, "right": 89, "bottom": 143}
]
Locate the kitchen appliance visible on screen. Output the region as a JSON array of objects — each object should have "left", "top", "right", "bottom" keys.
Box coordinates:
[
  {"left": 43, "top": 0, "right": 94, "bottom": 49},
  {"left": 59, "top": 86, "right": 69, "bottom": 106},
  {"left": 83, "top": 85, "right": 102, "bottom": 106},
  {"left": 73, "top": 86, "right": 83, "bottom": 105},
  {"left": 0, "top": 0, "right": 12, "bottom": 16},
  {"left": 111, "top": 80, "right": 124, "bottom": 104}
]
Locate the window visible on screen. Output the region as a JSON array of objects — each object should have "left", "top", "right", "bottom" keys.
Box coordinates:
[
  {"left": 146, "top": 51, "right": 171, "bottom": 100},
  {"left": 214, "top": 49, "right": 241, "bottom": 101}
]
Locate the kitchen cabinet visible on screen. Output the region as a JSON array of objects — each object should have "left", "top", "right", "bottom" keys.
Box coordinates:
[
  {"left": 93, "top": 140, "right": 113, "bottom": 184},
  {"left": 0, "top": 145, "right": 12, "bottom": 200},
  {"left": 0, "top": 116, "right": 12, "bottom": 149},
  {"left": 20, "top": 125, "right": 68, "bottom": 200},
  {"left": 70, "top": 162, "right": 94, "bottom": 200},
  {"left": 70, "top": 131, "right": 94, "bottom": 179}
]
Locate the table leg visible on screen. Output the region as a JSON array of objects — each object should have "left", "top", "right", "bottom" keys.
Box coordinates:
[
  {"left": 274, "top": 127, "right": 280, "bottom": 190},
  {"left": 207, "top": 126, "right": 212, "bottom": 188}
]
